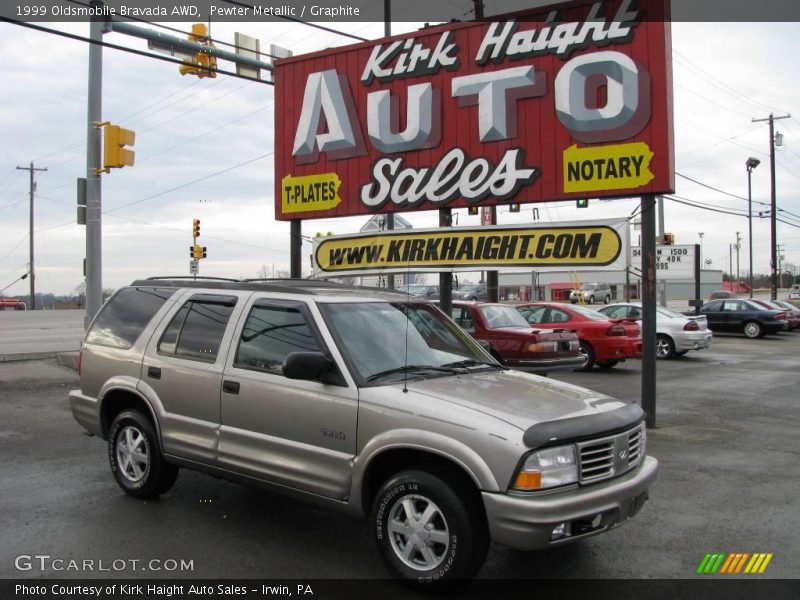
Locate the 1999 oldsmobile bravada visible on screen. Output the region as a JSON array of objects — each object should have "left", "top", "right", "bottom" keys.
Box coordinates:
[{"left": 70, "top": 278, "right": 657, "bottom": 585}]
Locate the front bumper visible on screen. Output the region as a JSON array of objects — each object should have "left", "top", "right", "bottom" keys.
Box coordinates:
[{"left": 482, "top": 455, "right": 658, "bottom": 550}]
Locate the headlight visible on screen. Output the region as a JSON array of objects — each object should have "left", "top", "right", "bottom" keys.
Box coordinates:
[{"left": 513, "top": 445, "right": 578, "bottom": 491}]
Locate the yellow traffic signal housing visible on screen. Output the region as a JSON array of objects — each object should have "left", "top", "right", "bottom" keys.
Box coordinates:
[
  {"left": 102, "top": 124, "right": 135, "bottom": 171},
  {"left": 191, "top": 244, "right": 207, "bottom": 260},
  {"left": 179, "top": 23, "right": 217, "bottom": 79},
  {"left": 664, "top": 233, "right": 675, "bottom": 245}
]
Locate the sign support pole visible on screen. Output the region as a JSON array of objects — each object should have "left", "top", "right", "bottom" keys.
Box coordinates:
[
  {"left": 694, "top": 243, "right": 701, "bottom": 315},
  {"left": 290, "top": 220, "right": 302, "bottom": 278},
  {"left": 438, "top": 209, "right": 452, "bottom": 315},
  {"left": 641, "top": 194, "right": 657, "bottom": 429}
]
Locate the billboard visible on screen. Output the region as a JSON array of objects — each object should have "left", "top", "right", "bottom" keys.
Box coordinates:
[
  {"left": 313, "top": 219, "right": 629, "bottom": 276},
  {"left": 274, "top": 0, "right": 674, "bottom": 221},
  {"left": 632, "top": 244, "right": 696, "bottom": 279}
]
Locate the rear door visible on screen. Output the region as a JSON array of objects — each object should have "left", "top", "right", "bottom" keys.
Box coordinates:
[
  {"left": 218, "top": 297, "right": 358, "bottom": 500},
  {"left": 141, "top": 291, "right": 249, "bottom": 464}
]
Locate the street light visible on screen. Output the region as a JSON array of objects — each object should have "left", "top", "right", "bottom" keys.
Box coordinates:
[{"left": 746, "top": 157, "right": 760, "bottom": 298}]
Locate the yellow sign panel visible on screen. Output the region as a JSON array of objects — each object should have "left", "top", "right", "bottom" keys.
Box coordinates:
[
  {"left": 315, "top": 226, "right": 622, "bottom": 273},
  {"left": 563, "top": 142, "right": 654, "bottom": 193},
  {"left": 281, "top": 172, "right": 342, "bottom": 214}
]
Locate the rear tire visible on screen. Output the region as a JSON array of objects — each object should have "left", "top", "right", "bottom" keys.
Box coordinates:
[
  {"left": 371, "top": 469, "right": 489, "bottom": 588},
  {"left": 743, "top": 321, "right": 763, "bottom": 339},
  {"left": 576, "top": 340, "right": 595, "bottom": 371},
  {"left": 108, "top": 409, "right": 178, "bottom": 499},
  {"left": 655, "top": 334, "right": 675, "bottom": 359},
  {"left": 604, "top": 295, "right": 611, "bottom": 304}
]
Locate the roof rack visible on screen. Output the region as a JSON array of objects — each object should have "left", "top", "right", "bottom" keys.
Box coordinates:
[{"left": 145, "top": 276, "right": 239, "bottom": 282}]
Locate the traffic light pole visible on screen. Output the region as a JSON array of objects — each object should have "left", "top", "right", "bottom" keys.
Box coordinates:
[{"left": 85, "top": 1, "right": 105, "bottom": 327}]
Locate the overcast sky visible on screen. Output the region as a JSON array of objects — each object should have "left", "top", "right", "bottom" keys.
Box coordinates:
[{"left": 1, "top": 12, "right": 799, "bottom": 297}]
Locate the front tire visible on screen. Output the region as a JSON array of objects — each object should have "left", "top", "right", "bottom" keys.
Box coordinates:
[
  {"left": 604, "top": 295, "right": 611, "bottom": 304},
  {"left": 588, "top": 295, "right": 595, "bottom": 304},
  {"left": 743, "top": 321, "right": 763, "bottom": 339},
  {"left": 655, "top": 334, "right": 675, "bottom": 359},
  {"left": 109, "top": 409, "right": 178, "bottom": 499},
  {"left": 371, "top": 469, "right": 489, "bottom": 587}
]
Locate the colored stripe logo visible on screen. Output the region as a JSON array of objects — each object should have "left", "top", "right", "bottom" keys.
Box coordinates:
[{"left": 697, "top": 552, "right": 773, "bottom": 574}]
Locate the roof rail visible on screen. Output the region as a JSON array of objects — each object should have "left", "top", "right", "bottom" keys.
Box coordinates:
[{"left": 145, "top": 276, "right": 239, "bottom": 282}]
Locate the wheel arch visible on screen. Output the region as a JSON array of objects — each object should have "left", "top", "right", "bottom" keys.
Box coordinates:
[{"left": 99, "top": 387, "right": 159, "bottom": 441}]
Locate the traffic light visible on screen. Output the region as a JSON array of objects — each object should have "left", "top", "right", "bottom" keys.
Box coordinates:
[
  {"left": 663, "top": 233, "right": 674, "bottom": 245},
  {"left": 576, "top": 198, "right": 589, "bottom": 208},
  {"left": 101, "top": 124, "right": 135, "bottom": 171},
  {"left": 192, "top": 218, "right": 201, "bottom": 240},
  {"left": 468, "top": 206, "right": 479, "bottom": 215},
  {"left": 509, "top": 203, "right": 520, "bottom": 213},
  {"left": 179, "top": 24, "right": 217, "bottom": 79},
  {"left": 190, "top": 244, "right": 207, "bottom": 259}
]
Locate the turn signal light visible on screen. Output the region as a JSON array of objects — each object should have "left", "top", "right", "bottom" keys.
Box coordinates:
[{"left": 514, "top": 472, "right": 542, "bottom": 490}]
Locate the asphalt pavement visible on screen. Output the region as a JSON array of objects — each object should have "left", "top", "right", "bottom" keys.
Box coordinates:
[{"left": 0, "top": 334, "right": 798, "bottom": 583}]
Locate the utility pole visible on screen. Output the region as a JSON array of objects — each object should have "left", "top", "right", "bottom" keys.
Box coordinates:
[
  {"left": 752, "top": 113, "right": 790, "bottom": 300},
  {"left": 15, "top": 162, "right": 47, "bottom": 311}
]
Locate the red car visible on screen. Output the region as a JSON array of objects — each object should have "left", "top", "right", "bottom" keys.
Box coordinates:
[
  {"left": 447, "top": 301, "right": 583, "bottom": 373},
  {"left": 750, "top": 299, "right": 797, "bottom": 331},
  {"left": 517, "top": 302, "right": 642, "bottom": 371}
]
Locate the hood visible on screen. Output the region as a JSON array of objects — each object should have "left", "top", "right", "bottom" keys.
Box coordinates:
[{"left": 403, "top": 369, "right": 626, "bottom": 432}]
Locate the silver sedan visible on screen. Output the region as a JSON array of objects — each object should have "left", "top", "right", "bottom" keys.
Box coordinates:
[{"left": 598, "top": 302, "right": 713, "bottom": 359}]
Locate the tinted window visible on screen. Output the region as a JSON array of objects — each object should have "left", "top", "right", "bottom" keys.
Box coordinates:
[
  {"left": 234, "top": 304, "right": 322, "bottom": 375},
  {"left": 701, "top": 301, "right": 723, "bottom": 312},
  {"left": 86, "top": 287, "right": 175, "bottom": 349},
  {"left": 158, "top": 296, "right": 236, "bottom": 362},
  {"left": 519, "top": 305, "right": 547, "bottom": 324}
]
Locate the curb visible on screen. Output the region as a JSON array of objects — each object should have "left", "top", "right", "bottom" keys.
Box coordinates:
[
  {"left": 0, "top": 351, "right": 80, "bottom": 370},
  {"left": 57, "top": 352, "right": 80, "bottom": 371}
]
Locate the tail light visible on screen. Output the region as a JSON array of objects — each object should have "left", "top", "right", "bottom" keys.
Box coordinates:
[
  {"left": 683, "top": 320, "right": 699, "bottom": 331},
  {"left": 77, "top": 349, "right": 82, "bottom": 377},
  {"left": 774, "top": 313, "right": 786, "bottom": 321},
  {"left": 606, "top": 323, "right": 626, "bottom": 336}
]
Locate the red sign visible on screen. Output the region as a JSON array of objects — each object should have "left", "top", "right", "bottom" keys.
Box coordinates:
[{"left": 274, "top": 0, "right": 673, "bottom": 221}]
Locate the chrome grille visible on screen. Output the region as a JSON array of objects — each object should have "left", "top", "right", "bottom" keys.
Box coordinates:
[{"left": 577, "top": 423, "right": 644, "bottom": 485}]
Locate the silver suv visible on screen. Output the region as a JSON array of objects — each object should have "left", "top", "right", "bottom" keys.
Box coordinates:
[
  {"left": 70, "top": 278, "right": 657, "bottom": 586},
  {"left": 570, "top": 282, "right": 612, "bottom": 304}
]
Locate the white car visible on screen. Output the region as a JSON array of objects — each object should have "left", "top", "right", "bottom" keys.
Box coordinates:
[{"left": 598, "top": 302, "right": 713, "bottom": 359}]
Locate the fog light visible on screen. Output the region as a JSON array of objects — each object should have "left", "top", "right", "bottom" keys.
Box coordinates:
[{"left": 550, "top": 523, "right": 567, "bottom": 541}]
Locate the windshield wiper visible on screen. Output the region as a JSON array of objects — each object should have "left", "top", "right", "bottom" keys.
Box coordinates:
[
  {"left": 366, "top": 364, "right": 464, "bottom": 382},
  {"left": 441, "top": 359, "right": 503, "bottom": 370}
]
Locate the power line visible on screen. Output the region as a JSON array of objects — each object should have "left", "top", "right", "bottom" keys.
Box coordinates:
[
  {"left": 0, "top": 18, "right": 274, "bottom": 86},
  {"left": 106, "top": 151, "right": 274, "bottom": 213}
]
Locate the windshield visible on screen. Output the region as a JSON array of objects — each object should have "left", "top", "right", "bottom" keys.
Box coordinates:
[
  {"left": 479, "top": 304, "right": 530, "bottom": 329},
  {"left": 320, "top": 302, "right": 496, "bottom": 384}
]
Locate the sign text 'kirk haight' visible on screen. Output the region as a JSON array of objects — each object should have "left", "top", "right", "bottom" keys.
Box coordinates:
[{"left": 274, "top": 0, "right": 674, "bottom": 220}]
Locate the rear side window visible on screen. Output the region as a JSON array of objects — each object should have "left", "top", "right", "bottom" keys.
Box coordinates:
[
  {"left": 158, "top": 295, "right": 237, "bottom": 362},
  {"left": 85, "top": 287, "right": 175, "bottom": 349}
]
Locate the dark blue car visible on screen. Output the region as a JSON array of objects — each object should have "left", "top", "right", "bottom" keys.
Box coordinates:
[{"left": 699, "top": 299, "right": 787, "bottom": 338}]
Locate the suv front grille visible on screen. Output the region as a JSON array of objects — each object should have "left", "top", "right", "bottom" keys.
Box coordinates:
[{"left": 577, "top": 424, "right": 644, "bottom": 485}]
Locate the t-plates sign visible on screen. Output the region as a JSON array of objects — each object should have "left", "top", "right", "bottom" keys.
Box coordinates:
[{"left": 274, "top": 0, "right": 673, "bottom": 221}]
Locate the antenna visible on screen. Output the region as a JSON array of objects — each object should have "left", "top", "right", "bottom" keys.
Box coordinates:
[{"left": 403, "top": 264, "right": 411, "bottom": 393}]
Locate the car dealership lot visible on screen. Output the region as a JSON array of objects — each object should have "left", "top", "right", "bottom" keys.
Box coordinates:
[{"left": 1, "top": 331, "right": 798, "bottom": 581}]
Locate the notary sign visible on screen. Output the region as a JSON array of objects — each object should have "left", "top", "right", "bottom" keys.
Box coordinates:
[
  {"left": 314, "top": 221, "right": 626, "bottom": 274},
  {"left": 274, "top": 0, "right": 673, "bottom": 220}
]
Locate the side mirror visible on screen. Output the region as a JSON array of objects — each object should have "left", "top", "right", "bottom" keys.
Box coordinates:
[{"left": 283, "top": 351, "right": 343, "bottom": 385}]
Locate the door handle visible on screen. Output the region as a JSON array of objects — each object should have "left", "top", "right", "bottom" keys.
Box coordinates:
[
  {"left": 222, "top": 380, "right": 240, "bottom": 395},
  {"left": 147, "top": 366, "right": 161, "bottom": 380}
]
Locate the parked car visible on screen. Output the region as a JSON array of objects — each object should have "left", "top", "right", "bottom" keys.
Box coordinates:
[
  {"left": 772, "top": 300, "right": 800, "bottom": 328},
  {"left": 708, "top": 290, "right": 737, "bottom": 300},
  {"left": 749, "top": 299, "right": 798, "bottom": 331},
  {"left": 447, "top": 301, "right": 583, "bottom": 373},
  {"left": 517, "top": 302, "right": 641, "bottom": 370},
  {"left": 569, "top": 282, "right": 612, "bottom": 305},
  {"left": 597, "top": 302, "right": 712, "bottom": 359},
  {"left": 70, "top": 278, "right": 657, "bottom": 586},
  {"left": 698, "top": 298, "right": 787, "bottom": 338},
  {"left": 399, "top": 283, "right": 439, "bottom": 299},
  {"left": 788, "top": 285, "right": 800, "bottom": 300},
  {"left": 453, "top": 282, "right": 488, "bottom": 301}
]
